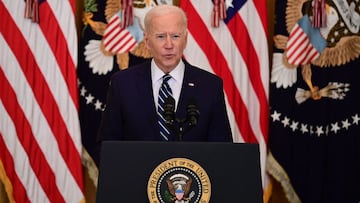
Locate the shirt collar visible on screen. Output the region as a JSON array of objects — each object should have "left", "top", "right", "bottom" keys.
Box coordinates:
[{"left": 151, "top": 59, "right": 185, "bottom": 84}]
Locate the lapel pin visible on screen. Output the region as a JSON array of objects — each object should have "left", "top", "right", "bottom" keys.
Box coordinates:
[{"left": 188, "top": 83, "right": 195, "bottom": 87}]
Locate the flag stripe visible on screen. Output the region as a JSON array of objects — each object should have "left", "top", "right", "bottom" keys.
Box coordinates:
[
  {"left": 253, "top": 0, "right": 268, "bottom": 35},
  {"left": 103, "top": 14, "right": 137, "bottom": 54},
  {"left": 181, "top": 1, "right": 259, "bottom": 144},
  {"left": 0, "top": 133, "right": 30, "bottom": 203},
  {"left": 67, "top": 0, "right": 76, "bottom": 14},
  {"left": 286, "top": 15, "right": 326, "bottom": 65},
  {"left": 104, "top": 16, "right": 121, "bottom": 41},
  {"left": 0, "top": 67, "right": 65, "bottom": 203},
  {"left": 231, "top": 2, "right": 269, "bottom": 141},
  {"left": 296, "top": 41, "right": 313, "bottom": 64},
  {"left": 0, "top": 0, "right": 84, "bottom": 202},
  {"left": 287, "top": 28, "right": 308, "bottom": 60},
  {"left": 287, "top": 26, "right": 303, "bottom": 50},
  {"left": 2, "top": 1, "right": 82, "bottom": 156},
  {"left": 104, "top": 26, "right": 123, "bottom": 47},
  {"left": 47, "top": 0, "right": 78, "bottom": 64},
  {"left": 288, "top": 40, "right": 309, "bottom": 64},
  {"left": 112, "top": 32, "right": 136, "bottom": 52},
  {"left": 185, "top": 32, "right": 244, "bottom": 142},
  {"left": 0, "top": 35, "right": 83, "bottom": 202},
  {"left": 0, "top": 102, "right": 48, "bottom": 203},
  {"left": 1, "top": 3, "right": 83, "bottom": 191},
  {"left": 39, "top": 2, "right": 79, "bottom": 108}
]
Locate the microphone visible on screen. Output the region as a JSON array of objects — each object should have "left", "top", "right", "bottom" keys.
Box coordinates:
[
  {"left": 186, "top": 101, "right": 200, "bottom": 127},
  {"left": 164, "top": 98, "right": 199, "bottom": 141},
  {"left": 163, "top": 97, "right": 175, "bottom": 127}
]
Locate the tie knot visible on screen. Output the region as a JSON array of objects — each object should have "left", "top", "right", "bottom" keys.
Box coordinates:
[{"left": 162, "top": 74, "right": 171, "bottom": 83}]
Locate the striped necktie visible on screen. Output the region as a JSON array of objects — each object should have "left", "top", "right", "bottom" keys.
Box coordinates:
[{"left": 157, "top": 74, "right": 173, "bottom": 141}]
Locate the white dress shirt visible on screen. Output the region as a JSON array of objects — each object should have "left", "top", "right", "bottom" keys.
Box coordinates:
[{"left": 151, "top": 59, "right": 185, "bottom": 111}]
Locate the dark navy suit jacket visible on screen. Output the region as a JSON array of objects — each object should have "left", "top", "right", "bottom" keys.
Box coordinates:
[{"left": 97, "top": 59, "right": 233, "bottom": 142}]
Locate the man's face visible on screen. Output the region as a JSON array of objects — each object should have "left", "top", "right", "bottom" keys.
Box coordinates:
[{"left": 144, "top": 12, "right": 187, "bottom": 72}]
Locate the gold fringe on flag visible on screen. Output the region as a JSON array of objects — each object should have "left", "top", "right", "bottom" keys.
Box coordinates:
[
  {"left": 312, "top": 0, "right": 326, "bottom": 28},
  {"left": 211, "top": 0, "right": 227, "bottom": 27},
  {"left": 24, "top": 0, "right": 39, "bottom": 23},
  {"left": 121, "top": 0, "right": 133, "bottom": 28}
]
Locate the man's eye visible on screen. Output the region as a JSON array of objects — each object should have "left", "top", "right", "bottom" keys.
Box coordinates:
[
  {"left": 171, "top": 34, "right": 180, "bottom": 39},
  {"left": 156, "top": 35, "right": 166, "bottom": 40},
  {"left": 154, "top": 33, "right": 182, "bottom": 40}
]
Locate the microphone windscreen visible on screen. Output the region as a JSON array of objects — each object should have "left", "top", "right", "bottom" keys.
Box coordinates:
[
  {"left": 164, "top": 97, "right": 175, "bottom": 125},
  {"left": 186, "top": 100, "right": 200, "bottom": 126}
]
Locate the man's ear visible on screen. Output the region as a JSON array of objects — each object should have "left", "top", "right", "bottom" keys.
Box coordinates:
[
  {"left": 143, "top": 32, "right": 150, "bottom": 49},
  {"left": 184, "top": 30, "right": 188, "bottom": 47}
]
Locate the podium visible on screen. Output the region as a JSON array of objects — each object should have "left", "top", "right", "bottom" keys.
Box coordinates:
[{"left": 96, "top": 141, "right": 263, "bottom": 203}]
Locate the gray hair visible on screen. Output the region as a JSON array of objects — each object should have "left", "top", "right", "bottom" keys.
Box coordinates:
[{"left": 144, "top": 4, "right": 188, "bottom": 33}]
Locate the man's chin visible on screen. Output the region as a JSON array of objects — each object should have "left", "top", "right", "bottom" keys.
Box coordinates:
[{"left": 162, "top": 59, "right": 180, "bottom": 69}]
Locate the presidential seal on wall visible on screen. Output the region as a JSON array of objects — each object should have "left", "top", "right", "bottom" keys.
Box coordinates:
[{"left": 147, "top": 158, "right": 211, "bottom": 203}]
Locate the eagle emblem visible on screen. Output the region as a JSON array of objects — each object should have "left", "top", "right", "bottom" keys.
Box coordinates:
[
  {"left": 271, "top": 0, "right": 359, "bottom": 103},
  {"left": 147, "top": 158, "right": 211, "bottom": 203},
  {"left": 166, "top": 174, "right": 194, "bottom": 202}
]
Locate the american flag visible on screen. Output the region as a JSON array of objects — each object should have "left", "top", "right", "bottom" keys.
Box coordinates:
[
  {"left": 286, "top": 15, "right": 327, "bottom": 65},
  {"left": 103, "top": 13, "right": 138, "bottom": 54},
  {"left": 0, "top": 1, "right": 84, "bottom": 202},
  {"left": 180, "top": 0, "right": 270, "bottom": 195}
]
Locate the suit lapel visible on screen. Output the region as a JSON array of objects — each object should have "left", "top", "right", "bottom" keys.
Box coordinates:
[
  {"left": 177, "top": 63, "right": 197, "bottom": 119},
  {"left": 135, "top": 62, "right": 159, "bottom": 136}
]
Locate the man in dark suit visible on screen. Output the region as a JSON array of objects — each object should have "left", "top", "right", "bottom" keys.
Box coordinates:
[{"left": 97, "top": 4, "right": 232, "bottom": 142}]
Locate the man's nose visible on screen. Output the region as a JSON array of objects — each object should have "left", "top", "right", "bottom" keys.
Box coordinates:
[{"left": 164, "top": 35, "right": 174, "bottom": 47}]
